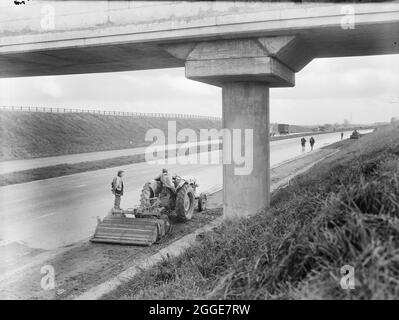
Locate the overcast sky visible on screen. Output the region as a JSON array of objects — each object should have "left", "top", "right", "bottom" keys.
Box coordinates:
[{"left": 0, "top": 53, "right": 398, "bottom": 125}]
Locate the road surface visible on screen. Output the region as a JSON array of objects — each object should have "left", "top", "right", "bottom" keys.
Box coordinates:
[{"left": 0, "top": 130, "right": 368, "bottom": 251}]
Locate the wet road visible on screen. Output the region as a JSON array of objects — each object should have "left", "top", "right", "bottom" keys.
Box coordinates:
[{"left": 0, "top": 130, "right": 368, "bottom": 250}]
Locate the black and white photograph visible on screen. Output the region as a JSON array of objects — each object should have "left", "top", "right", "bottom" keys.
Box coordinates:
[{"left": 0, "top": 0, "right": 398, "bottom": 308}]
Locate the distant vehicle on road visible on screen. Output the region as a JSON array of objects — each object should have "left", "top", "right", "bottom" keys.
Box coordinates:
[
  {"left": 350, "top": 129, "right": 360, "bottom": 139},
  {"left": 278, "top": 123, "right": 290, "bottom": 135}
]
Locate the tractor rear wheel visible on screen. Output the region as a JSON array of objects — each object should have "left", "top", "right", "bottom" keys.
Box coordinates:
[
  {"left": 140, "top": 182, "right": 154, "bottom": 208},
  {"left": 176, "top": 184, "right": 195, "bottom": 221}
]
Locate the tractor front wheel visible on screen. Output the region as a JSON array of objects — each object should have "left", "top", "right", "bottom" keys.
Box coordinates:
[{"left": 176, "top": 184, "right": 195, "bottom": 221}]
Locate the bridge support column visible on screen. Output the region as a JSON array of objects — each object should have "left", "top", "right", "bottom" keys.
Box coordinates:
[
  {"left": 164, "top": 37, "right": 304, "bottom": 218},
  {"left": 221, "top": 82, "right": 270, "bottom": 218}
]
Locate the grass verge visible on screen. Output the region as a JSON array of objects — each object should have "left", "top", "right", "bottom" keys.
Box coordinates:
[
  {"left": 0, "top": 154, "right": 144, "bottom": 186},
  {"left": 104, "top": 125, "right": 399, "bottom": 300}
]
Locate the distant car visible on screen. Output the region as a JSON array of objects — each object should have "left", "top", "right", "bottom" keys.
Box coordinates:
[{"left": 350, "top": 130, "right": 360, "bottom": 139}]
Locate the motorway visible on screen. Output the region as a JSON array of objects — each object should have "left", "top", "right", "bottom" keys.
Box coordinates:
[{"left": 0, "top": 130, "right": 366, "bottom": 251}]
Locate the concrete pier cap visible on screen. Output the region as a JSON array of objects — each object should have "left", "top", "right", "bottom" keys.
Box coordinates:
[{"left": 164, "top": 36, "right": 313, "bottom": 219}]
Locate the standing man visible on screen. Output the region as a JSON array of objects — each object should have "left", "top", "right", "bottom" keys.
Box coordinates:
[
  {"left": 341, "top": 132, "right": 344, "bottom": 140},
  {"left": 301, "top": 137, "right": 306, "bottom": 152},
  {"left": 310, "top": 137, "right": 315, "bottom": 151},
  {"left": 112, "top": 170, "right": 124, "bottom": 209}
]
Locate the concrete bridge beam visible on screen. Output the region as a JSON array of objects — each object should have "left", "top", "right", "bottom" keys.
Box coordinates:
[{"left": 165, "top": 37, "right": 304, "bottom": 219}]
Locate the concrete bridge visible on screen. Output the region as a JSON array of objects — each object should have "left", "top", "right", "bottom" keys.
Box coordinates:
[{"left": 1, "top": 1, "right": 398, "bottom": 219}]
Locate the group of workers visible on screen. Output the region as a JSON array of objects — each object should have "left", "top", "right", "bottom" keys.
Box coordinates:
[
  {"left": 300, "top": 136, "right": 316, "bottom": 152},
  {"left": 111, "top": 168, "right": 172, "bottom": 210},
  {"left": 301, "top": 132, "right": 345, "bottom": 152}
]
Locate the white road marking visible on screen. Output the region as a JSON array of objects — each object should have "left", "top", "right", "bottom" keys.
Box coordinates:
[
  {"left": 0, "top": 239, "right": 13, "bottom": 247},
  {"left": 36, "top": 212, "right": 56, "bottom": 220},
  {"left": 75, "top": 184, "right": 86, "bottom": 188}
]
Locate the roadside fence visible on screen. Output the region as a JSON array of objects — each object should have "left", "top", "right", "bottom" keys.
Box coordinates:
[{"left": 0, "top": 106, "right": 221, "bottom": 121}]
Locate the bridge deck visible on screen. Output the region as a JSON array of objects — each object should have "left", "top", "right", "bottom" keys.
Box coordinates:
[{"left": 0, "top": 1, "right": 398, "bottom": 78}]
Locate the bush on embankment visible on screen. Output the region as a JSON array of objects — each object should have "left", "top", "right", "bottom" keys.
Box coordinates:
[
  {"left": 0, "top": 111, "right": 221, "bottom": 161},
  {"left": 107, "top": 125, "right": 399, "bottom": 300}
]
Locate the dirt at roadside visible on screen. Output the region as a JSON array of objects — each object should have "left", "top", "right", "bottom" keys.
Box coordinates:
[
  {"left": 0, "top": 206, "right": 222, "bottom": 300},
  {"left": 0, "top": 148, "right": 336, "bottom": 300}
]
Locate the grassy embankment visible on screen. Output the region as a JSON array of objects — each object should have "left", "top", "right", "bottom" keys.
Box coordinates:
[
  {"left": 105, "top": 125, "right": 399, "bottom": 300},
  {"left": 0, "top": 111, "right": 222, "bottom": 161}
]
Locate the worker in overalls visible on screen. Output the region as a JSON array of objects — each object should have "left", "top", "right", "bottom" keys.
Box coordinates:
[
  {"left": 111, "top": 170, "right": 124, "bottom": 209},
  {"left": 301, "top": 137, "right": 307, "bottom": 152},
  {"left": 309, "top": 137, "right": 315, "bottom": 151},
  {"left": 155, "top": 168, "right": 176, "bottom": 193}
]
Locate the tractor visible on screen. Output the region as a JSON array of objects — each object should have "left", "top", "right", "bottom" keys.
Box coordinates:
[
  {"left": 139, "top": 174, "right": 206, "bottom": 221},
  {"left": 91, "top": 172, "right": 207, "bottom": 246},
  {"left": 350, "top": 129, "right": 360, "bottom": 139}
]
